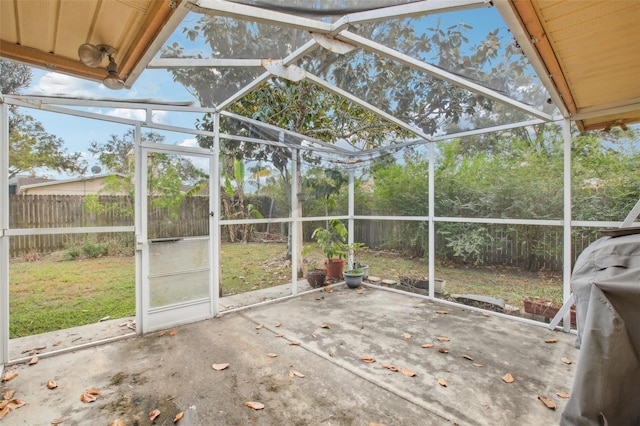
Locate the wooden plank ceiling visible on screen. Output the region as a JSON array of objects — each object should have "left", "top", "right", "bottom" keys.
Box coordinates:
[{"left": 0, "top": 0, "right": 181, "bottom": 88}]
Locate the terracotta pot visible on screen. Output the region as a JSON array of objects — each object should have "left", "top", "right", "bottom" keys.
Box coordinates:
[{"left": 323, "top": 258, "right": 345, "bottom": 279}]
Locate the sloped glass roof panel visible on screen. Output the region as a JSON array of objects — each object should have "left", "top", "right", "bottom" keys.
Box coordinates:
[
  {"left": 226, "top": 0, "right": 422, "bottom": 22},
  {"left": 161, "top": 12, "right": 312, "bottom": 60},
  {"left": 349, "top": 5, "right": 556, "bottom": 111},
  {"left": 298, "top": 48, "right": 545, "bottom": 136}
]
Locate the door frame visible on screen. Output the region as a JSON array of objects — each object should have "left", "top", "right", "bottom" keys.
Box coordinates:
[{"left": 134, "top": 125, "right": 219, "bottom": 333}]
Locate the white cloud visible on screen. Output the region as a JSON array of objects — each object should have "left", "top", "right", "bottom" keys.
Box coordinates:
[{"left": 30, "top": 72, "right": 101, "bottom": 98}]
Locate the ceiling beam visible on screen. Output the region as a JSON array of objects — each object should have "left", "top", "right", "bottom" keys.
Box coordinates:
[{"left": 0, "top": 41, "right": 105, "bottom": 82}]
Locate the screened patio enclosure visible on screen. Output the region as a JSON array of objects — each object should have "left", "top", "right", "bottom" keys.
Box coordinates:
[{"left": 1, "top": 0, "right": 639, "bottom": 367}]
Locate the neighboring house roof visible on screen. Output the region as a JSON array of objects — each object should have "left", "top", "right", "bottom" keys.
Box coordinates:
[{"left": 19, "top": 173, "right": 128, "bottom": 195}]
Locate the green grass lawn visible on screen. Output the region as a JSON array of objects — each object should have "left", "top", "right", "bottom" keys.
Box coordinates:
[{"left": 9, "top": 243, "right": 563, "bottom": 338}]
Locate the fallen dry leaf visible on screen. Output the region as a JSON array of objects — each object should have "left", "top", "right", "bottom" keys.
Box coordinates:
[
  {"left": 438, "top": 378, "right": 448, "bottom": 387},
  {"left": 289, "top": 370, "right": 305, "bottom": 378},
  {"left": 290, "top": 342, "right": 300, "bottom": 346},
  {"left": 86, "top": 388, "right": 100, "bottom": 395},
  {"left": 462, "top": 355, "right": 474, "bottom": 361},
  {"left": 110, "top": 420, "right": 126, "bottom": 426},
  {"left": 320, "top": 324, "right": 330, "bottom": 329},
  {"left": 1, "top": 371, "right": 18, "bottom": 382},
  {"left": 246, "top": 401, "right": 265, "bottom": 410},
  {"left": 0, "top": 406, "right": 8, "bottom": 420},
  {"left": 211, "top": 363, "right": 229, "bottom": 371},
  {"left": 28, "top": 357, "right": 39, "bottom": 365},
  {"left": 99, "top": 316, "right": 110, "bottom": 322},
  {"left": 51, "top": 418, "right": 65, "bottom": 425},
  {"left": 149, "top": 408, "right": 161, "bottom": 421},
  {"left": 53, "top": 341, "right": 62, "bottom": 347},
  {"left": 256, "top": 324, "right": 264, "bottom": 330},
  {"left": 158, "top": 331, "right": 166, "bottom": 337},
  {"left": 402, "top": 333, "right": 412, "bottom": 339},
  {"left": 275, "top": 322, "right": 282, "bottom": 327},
  {"left": 46, "top": 380, "right": 58, "bottom": 389},
  {"left": 356, "top": 289, "right": 363, "bottom": 294},
  {"left": 421, "top": 343, "right": 434, "bottom": 349},
  {"left": 275, "top": 333, "right": 283, "bottom": 337},
  {"left": 556, "top": 392, "right": 570, "bottom": 399},
  {"left": 3, "top": 390, "right": 15, "bottom": 400},
  {"left": 311, "top": 333, "right": 317, "bottom": 338},
  {"left": 368, "top": 423, "right": 386, "bottom": 426},
  {"left": 545, "top": 338, "right": 558, "bottom": 344},
  {"left": 0, "top": 401, "right": 7, "bottom": 410},
  {"left": 80, "top": 393, "right": 97, "bottom": 403},
  {"left": 361, "top": 356, "right": 376, "bottom": 363},
  {"left": 437, "top": 347, "right": 448, "bottom": 354},
  {"left": 561, "top": 357, "right": 573, "bottom": 365},
  {"left": 473, "top": 363, "right": 484, "bottom": 368},
  {"left": 400, "top": 368, "right": 416, "bottom": 377},
  {"left": 382, "top": 363, "right": 399, "bottom": 372},
  {"left": 502, "top": 373, "right": 515, "bottom": 383},
  {"left": 323, "top": 286, "right": 332, "bottom": 292},
  {"left": 174, "top": 411, "right": 184, "bottom": 422},
  {"left": 538, "top": 395, "right": 557, "bottom": 410},
  {"left": 266, "top": 353, "right": 278, "bottom": 358},
  {"left": 169, "top": 330, "right": 177, "bottom": 336},
  {"left": 315, "top": 296, "right": 323, "bottom": 300},
  {"left": 436, "top": 310, "right": 448, "bottom": 315},
  {"left": 482, "top": 312, "right": 491, "bottom": 317},
  {"left": 436, "top": 337, "right": 450, "bottom": 342},
  {"left": 6, "top": 399, "right": 24, "bottom": 410}
]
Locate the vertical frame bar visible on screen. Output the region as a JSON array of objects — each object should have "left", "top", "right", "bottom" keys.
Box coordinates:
[
  {"left": 291, "top": 145, "right": 299, "bottom": 295},
  {"left": 347, "top": 167, "right": 355, "bottom": 270},
  {"left": 562, "top": 119, "right": 572, "bottom": 332},
  {"left": 428, "top": 141, "right": 435, "bottom": 299},
  {"left": 211, "top": 113, "right": 221, "bottom": 314},
  {"left": 135, "top": 124, "right": 148, "bottom": 333},
  {"left": 0, "top": 101, "right": 9, "bottom": 366}
]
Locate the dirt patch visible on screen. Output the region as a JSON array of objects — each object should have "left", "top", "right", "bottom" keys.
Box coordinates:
[{"left": 99, "top": 393, "right": 181, "bottom": 425}]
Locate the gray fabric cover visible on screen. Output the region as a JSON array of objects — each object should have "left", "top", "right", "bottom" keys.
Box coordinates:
[{"left": 561, "top": 234, "right": 640, "bottom": 425}]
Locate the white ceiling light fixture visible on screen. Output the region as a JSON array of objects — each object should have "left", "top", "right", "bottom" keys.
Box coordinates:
[{"left": 77, "top": 43, "right": 125, "bottom": 90}]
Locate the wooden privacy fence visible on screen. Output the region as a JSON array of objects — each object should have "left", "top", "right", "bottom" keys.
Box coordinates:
[{"left": 9, "top": 195, "right": 602, "bottom": 270}]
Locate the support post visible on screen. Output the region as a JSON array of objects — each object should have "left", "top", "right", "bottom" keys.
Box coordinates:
[
  {"left": 428, "top": 141, "right": 436, "bottom": 300},
  {"left": 347, "top": 168, "right": 356, "bottom": 269},
  {"left": 211, "top": 113, "right": 221, "bottom": 315},
  {"left": 291, "top": 145, "right": 300, "bottom": 295},
  {"left": 0, "top": 101, "right": 9, "bottom": 366},
  {"left": 562, "top": 119, "right": 572, "bottom": 332},
  {"left": 134, "top": 123, "right": 144, "bottom": 334}
]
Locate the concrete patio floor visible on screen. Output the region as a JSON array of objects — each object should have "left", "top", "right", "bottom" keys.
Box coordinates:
[{"left": 1, "top": 285, "right": 578, "bottom": 425}]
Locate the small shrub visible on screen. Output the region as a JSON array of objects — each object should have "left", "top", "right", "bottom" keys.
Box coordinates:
[
  {"left": 63, "top": 245, "right": 81, "bottom": 261},
  {"left": 81, "top": 241, "right": 109, "bottom": 258}
]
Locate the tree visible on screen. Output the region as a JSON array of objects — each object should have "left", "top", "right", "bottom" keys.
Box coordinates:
[
  {"left": 2, "top": 59, "right": 84, "bottom": 178},
  {"left": 0, "top": 60, "right": 31, "bottom": 95},
  {"left": 9, "top": 113, "right": 84, "bottom": 178},
  {"left": 88, "top": 129, "right": 208, "bottom": 219}
]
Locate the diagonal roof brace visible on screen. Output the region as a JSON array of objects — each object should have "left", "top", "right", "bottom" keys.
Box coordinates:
[
  {"left": 261, "top": 60, "right": 306, "bottom": 82},
  {"left": 310, "top": 33, "right": 357, "bottom": 55}
]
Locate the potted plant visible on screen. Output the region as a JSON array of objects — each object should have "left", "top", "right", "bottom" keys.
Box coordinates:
[
  {"left": 351, "top": 244, "right": 368, "bottom": 280},
  {"left": 343, "top": 268, "right": 364, "bottom": 288},
  {"left": 305, "top": 261, "right": 326, "bottom": 288},
  {"left": 306, "top": 219, "right": 349, "bottom": 279}
]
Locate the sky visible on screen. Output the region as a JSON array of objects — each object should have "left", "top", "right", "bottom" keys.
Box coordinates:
[{"left": 14, "top": 5, "right": 530, "bottom": 180}]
